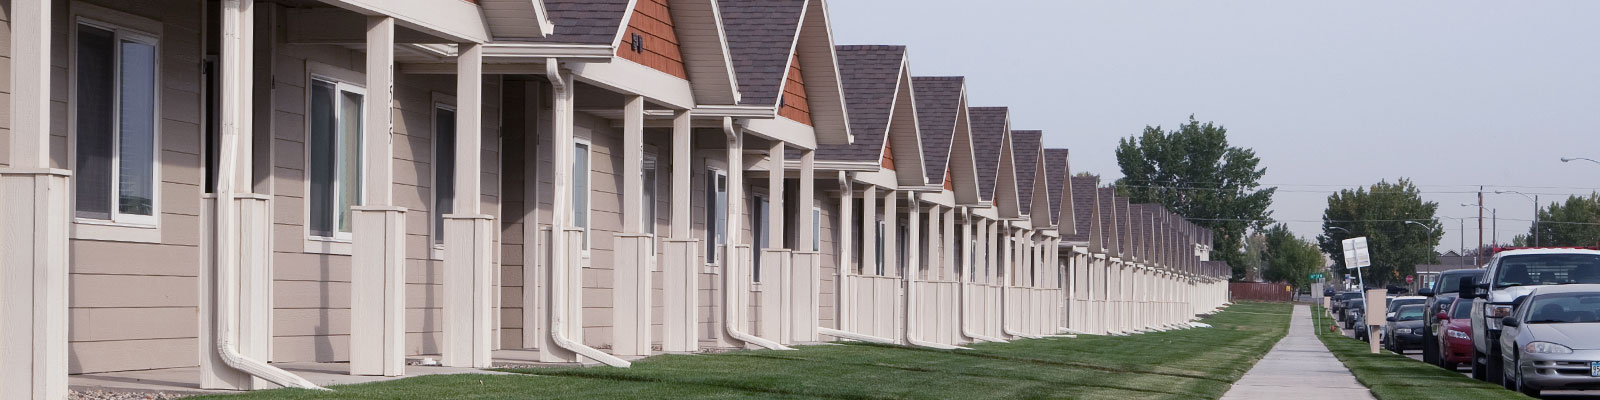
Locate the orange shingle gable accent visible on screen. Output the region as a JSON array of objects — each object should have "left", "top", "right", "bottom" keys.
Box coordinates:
[
  {"left": 944, "top": 169, "right": 953, "bottom": 191},
  {"left": 880, "top": 138, "right": 896, "bottom": 170},
  {"left": 778, "top": 53, "right": 813, "bottom": 126},
  {"left": 617, "top": 0, "right": 688, "bottom": 79}
]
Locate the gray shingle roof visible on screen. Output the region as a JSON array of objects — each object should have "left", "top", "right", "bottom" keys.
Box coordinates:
[
  {"left": 911, "top": 77, "right": 963, "bottom": 183},
  {"left": 1116, "top": 196, "right": 1132, "bottom": 256},
  {"left": 524, "top": 1, "right": 631, "bottom": 44},
  {"left": 1097, "top": 187, "right": 1118, "bottom": 252},
  {"left": 1066, "top": 175, "right": 1096, "bottom": 243},
  {"left": 1129, "top": 204, "right": 1147, "bottom": 261},
  {"left": 815, "top": 45, "right": 904, "bottom": 162},
  {"left": 1044, "top": 149, "right": 1071, "bottom": 234},
  {"left": 1011, "top": 130, "right": 1042, "bottom": 216},
  {"left": 969, "top": 107, "right": 1009, "bottom": 201},
  {"left": 719, "top": 0, "right": 807, "bottom": 107}
]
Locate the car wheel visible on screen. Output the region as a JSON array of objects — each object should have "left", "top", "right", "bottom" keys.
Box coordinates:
[
  {"left": 1514, "top": 353, "right": 1539, "bottom": 397},
  {"left": 1471, "top": 349, "right": 1487, "bottom": 381},
  {"left": 1441, "top": 361, "right": 1457, "bottom": 371}
]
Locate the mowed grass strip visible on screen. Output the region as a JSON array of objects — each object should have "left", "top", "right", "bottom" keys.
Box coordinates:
[
  {"left": 196, "top": 302, "right": 1290, "bottom": 399},
  {"left": 1310, "top": 305, "right": 1526, "bottom": 400}
]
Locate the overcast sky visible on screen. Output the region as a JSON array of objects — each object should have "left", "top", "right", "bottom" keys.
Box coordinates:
[{"left": 829, "top": 0, "right": 1600, "bottom": 253}]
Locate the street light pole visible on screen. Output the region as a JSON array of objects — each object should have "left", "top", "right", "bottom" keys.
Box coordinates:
[{"left": 1496, "top": 190, "right": 1539, "bottom": 247}]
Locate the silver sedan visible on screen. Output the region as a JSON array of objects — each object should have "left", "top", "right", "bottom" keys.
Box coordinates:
[{"left": 1498, "top": 284, "right": 1600, "bottom": 397}]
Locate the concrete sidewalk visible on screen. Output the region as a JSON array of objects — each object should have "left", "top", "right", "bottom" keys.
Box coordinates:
[{"left": 1220, "top": 304, "right": 1374, "bottom": 400}]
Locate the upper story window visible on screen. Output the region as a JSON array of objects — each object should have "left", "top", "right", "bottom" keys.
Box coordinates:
[
  {"left": 73, "top": 19, "right": 160, "bottom": 225},
  {"left": 307, "top": 77, "right": 365, "bottom": 240}
]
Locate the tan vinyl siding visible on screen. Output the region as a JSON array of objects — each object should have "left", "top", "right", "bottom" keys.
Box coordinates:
[
  {"left": 268, "top": 40, "right": 502, "bottom": 362},
  {"left": 58, "top": 0, "right": 205, "bottom": 374},
  {"left": 0, "top": 1, "right": 10, "bottom": 167}
]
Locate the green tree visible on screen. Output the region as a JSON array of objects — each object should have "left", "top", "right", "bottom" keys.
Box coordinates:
[
  {"left": 1260, "top": 223, "right": 1324, "bottom": 290},
  {"left": 1510, "top": 194, "right": 1600, "bottom": 247},
  {"left": 1239, "top": 233, "right": 1267, "bottom": 281},
  {"left": 1316, "top": 179, "right": 1443, "bottom": 287},
  {"left": 1114, "top": 116, "right": 1276, "bottom": 280}
]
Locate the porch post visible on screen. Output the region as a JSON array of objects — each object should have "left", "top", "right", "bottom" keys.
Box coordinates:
[
  {"left": 926, "top": 204, "right": 940, "bottom": 281},
  {"left": 791, "top": 149, "right": 817, "bottom": 343},
  {"left": 1, "top": 0, "right": 68, "bottom": 395},
  {"left": 443, "top": 43, "right": 495, "bottom": 368},
  {"left": 943, "top": 207, "right": 956, "bottom": 281},
  {"left": 613, "top": 95, "right": 651, "bottom": 357},
  {"left": 662, "top": 110, "right": 697, "bottom": 352},
  {"left": 350, "top": 15, "right": 407, "bottom": 376},
  {"left": 882, "top": 190, "right": 897, "bottom": 277},
  {"left": 861, "top": 186, "right": 877, "bottom": 276},
  {"left": 758, "top": 140, "right": 784, "bottom": 341},
  {"left": 836, "top": 176, "right": 854, "bottom": 332}
]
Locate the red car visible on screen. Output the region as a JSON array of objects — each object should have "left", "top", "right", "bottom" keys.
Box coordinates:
[{"left": 1435, "top": 297, "right": 1474, "bottom": 371}]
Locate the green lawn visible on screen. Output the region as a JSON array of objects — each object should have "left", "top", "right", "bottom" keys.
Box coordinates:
[
  {"left": 198, "top": 302, "right": 1290, "bottom": 399},
  {"left": 1310, "top": 305, "right": 1527, "bottom": 400}
]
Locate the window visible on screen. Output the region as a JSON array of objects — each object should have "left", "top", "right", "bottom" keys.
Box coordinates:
[
  {"left": 572, "top": 139, "right": 592, "bottom": 251},
  {"left": 811, "top": 207, "right": 821, "bottom": 252},
  {"left": 753, "top": 195, "right": 768, "bottom": 281},
  {"left": 641, "top": 152, "right": 658, "bottom": 235},
  {"left": 705, "top": 167, "right": 727, "bottom": 265},
  {"left": 307, "top": 77, "right": 365, "bottom": 240},
  {"left": 875, "top": 219, "right": 885, "bottom": 276},
  {"left": 433, "top": 103, "right": 456, "bottom": 245},
  {"left": 74, "top": 20, "right": 160, "bottom": 225}
]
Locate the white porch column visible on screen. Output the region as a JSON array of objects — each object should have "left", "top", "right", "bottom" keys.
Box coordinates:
[
  {"left": 0, "top": 1, "right": 67, "bottom": 396},
  {"left": 836, "top": 176, "right": 855, "bottom": 332},
  {"left": 613, "top": 95, "right": 652, "bottom": 357},
  {"left": 350, "top": 16, "right": 407, "bottom": 377},
  {"left": 943, "top": 207, "right": 956, "bottom": 281},
  {"left": 926, "top": 204, "right": 941, "bottom": 281},
  {"left": 662, "top": 110, "right": 697, "bottom": 352},
  {"left": 882, "top": 189, "right": 897, "bottom": 277},
  {"left": 442, "top": 42, "right": 496, "bottom": 368},
  {"left": 861, "top": 186, "right": 877, "bottom": 276},
  {"left": 758, "top": 141, "right": 785, "bottom": 341},
  {"left": 790, "top": 149, "right": 818, "bottom": 343}
]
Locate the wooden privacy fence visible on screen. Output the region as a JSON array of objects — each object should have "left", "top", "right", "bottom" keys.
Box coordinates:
[{"left": 1229, "top": 282, "right": 1293, "bottom": 302}]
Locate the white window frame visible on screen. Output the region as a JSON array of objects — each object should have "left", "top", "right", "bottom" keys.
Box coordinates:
[
  {"left": 704, "top": 165, "right": 729, "bottom": 267},
  {"left": 67, "top": 6, "right": 165, "bottom": 243},
  {"left": 811, "top": 206, "right": 822, "bottom": 252},
  {"left": 430, "top": 93, "right": 458, "bottom": 260},
  {"left": 572, "top": 137, "right": 593, "bottom": 256},
  {"left": 302, "top": 62, "right": 367, "bottom": 254}
]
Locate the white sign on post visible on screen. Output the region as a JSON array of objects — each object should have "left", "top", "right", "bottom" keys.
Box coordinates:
[{"left": 1342, "top": 237, "right": 1371, "bottom": 268}]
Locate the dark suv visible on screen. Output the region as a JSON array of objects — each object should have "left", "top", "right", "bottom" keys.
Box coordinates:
[
  {"left": 1332, "top": 292, "right": 1362, "bottom": 322},
  {"left": 1419, "top": 268, "right": 1482, "bottom": 366}
]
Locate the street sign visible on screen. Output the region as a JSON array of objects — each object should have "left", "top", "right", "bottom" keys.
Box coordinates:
[
  {"left": 1405, "top": 275, "right": 1414, "bottom": 284},
  {"left": 1309, "top": 273, "right": 1324, "bottom": 280},
  {"left": 1341, "top": 237, "right": 1371, "bottom": 268}
]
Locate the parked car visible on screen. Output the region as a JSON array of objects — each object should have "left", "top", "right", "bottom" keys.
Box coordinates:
[
  {"left": 1467, "top": 249, "right": 1600, "bottom": 385},
  {"left": 1332, "top": 292, "right": 1362, "bottom": 320},
  {"left": 1383, "top": 304, "right": 1426, "bottom": 352},
  {"left": 1497, "top": 284, "right": 1600, "bottom": 396},
  {"left": 1421, "top": 268, "right": 1483, "bottom": 366},
  {"left": 1344, "top": 298, "right": 1366, "bottom": 329},
  {"left": 1436, "top": 297, "right": 1475, "bottom": 371},
  {"left": 1386, "top": 296, "right": 1427, "bottom": 320}
]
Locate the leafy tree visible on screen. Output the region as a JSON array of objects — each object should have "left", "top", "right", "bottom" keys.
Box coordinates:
[
  {"left": 1510, "top": 194, "right": 1600, "bottom": 247},
  {"left": 1316, "top": 179, "right": 1443, "bottom": 287},
  {"left": 1114, "top": 116, "right": 1276, "bottom": 280},
  {"left": 1239, "top": 233, "right": 1267, "bottom": 281},
  {"left": 1260, "top": 223, "right": 1324, "bottom": 290}
]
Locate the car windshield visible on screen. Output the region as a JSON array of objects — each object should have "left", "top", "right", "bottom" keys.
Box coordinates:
[
  {"left": 1525, "top": 293, "right": 1600, "bottom": 324},
  {"left": 1437, "top": 272, "right": 1478, "bottom": 293},
  {"left": 1495, "top": 254, "right": 1600, "bottom": 287},
  {"left": 1451, "top": 299, "right": 1473, "bottom": 319},
  {"left": 1389, "top": 298, "right": 1424, "bottom": 312},
  {"left": 1397, "top": 306, "right": 1424, "bottom": 321}
]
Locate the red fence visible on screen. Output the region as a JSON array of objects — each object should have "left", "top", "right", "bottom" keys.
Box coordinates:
[{"left": 1229, "top": 282, "right": 1293, "bottom": 302}]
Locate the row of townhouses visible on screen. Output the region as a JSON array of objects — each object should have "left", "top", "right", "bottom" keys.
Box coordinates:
[{"left": 0, "top": 0, "right": 1232, "bottom": 396}]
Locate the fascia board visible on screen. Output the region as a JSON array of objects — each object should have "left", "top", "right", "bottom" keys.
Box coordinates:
[{"left": 321, "top": 0, "right": 490, "bottom": 43}]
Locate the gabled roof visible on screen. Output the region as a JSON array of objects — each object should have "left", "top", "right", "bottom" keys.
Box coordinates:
[
  {"left": 969, "top": 107, "right": 1011, "bottom": 202},
  {"left": 1097, "top": 187, "right": 1119, "bottom": 256},
  {"left": 720, "top": 0, "right": 851, "bottom": 144},
  {"left": 481, "top": 0, "right": 556, "bottom": 39},
  {"left": 1012, "top": 130, "right": 1042, "bottom": 216},
  {"left": 527, "top": 1, "right": 631, "bottom": 44},
  {"left": 817, "top": 45, "right": 926, "bottom": 185},
  {"left": 1066, "top": 175, "right": 1096, "bottom": 244},
  {"left": 912, "top": 77, "right": 962, "bottom": 184},
  {"left": 1115, "top": 196, "right": 1133, "bottom": 261},
  {"left": 1045, "top": 149, "right": 1073, "bottom": 238}
]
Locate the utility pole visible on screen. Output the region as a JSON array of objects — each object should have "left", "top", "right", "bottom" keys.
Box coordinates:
[
  {"left": 1534, "top": 195, "right": 1539, "bottom": 247},
  {"left": 1477, "top": 188, "right": 1484, "bottom": 265}
]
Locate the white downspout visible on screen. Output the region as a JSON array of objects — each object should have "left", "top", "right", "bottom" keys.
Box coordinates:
[
  {"left": 904, "top": 194, "right": 968, "bottom": 350},
  {"left": 545, "top": 60, "right": 632, "bottom": 367},
  {"left": 958, "top": 207, "right": 1008, "bottom": 343},
  {"left": 214, "top": 0, "right": 323, "bottom": 385},
  {"left": 721, "top": 117, "right": 792, "bottom": 351},
  {"left": 999, "top": 221, "right": 1041, "bottom": 340}
]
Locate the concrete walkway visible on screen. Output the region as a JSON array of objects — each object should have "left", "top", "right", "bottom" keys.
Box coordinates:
[{"left": 1220, "top": 304, "right": 1374, "bottom": 400}]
